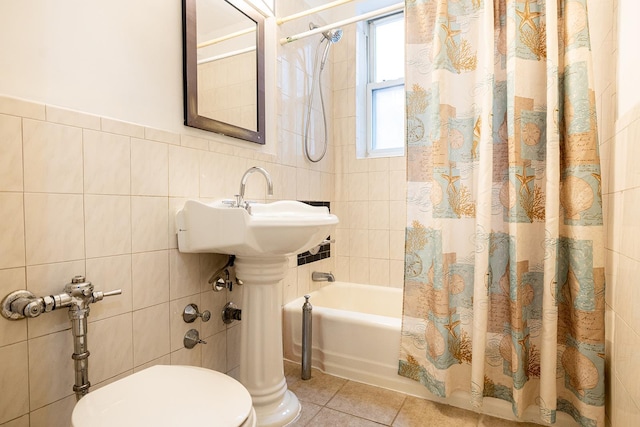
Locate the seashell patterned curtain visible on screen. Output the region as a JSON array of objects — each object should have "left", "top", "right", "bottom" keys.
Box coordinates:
[{"left": 399, "top": 0, "right": 605, "bottom": 425}]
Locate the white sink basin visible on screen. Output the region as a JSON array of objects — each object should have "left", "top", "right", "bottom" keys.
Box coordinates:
[{"left": 176, "top": 200, "right": 338, "bottom": 257}]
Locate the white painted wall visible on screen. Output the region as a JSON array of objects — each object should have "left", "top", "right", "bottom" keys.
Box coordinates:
[
  {"left": 0, "top": 0, "right": 184, "bottom": 131},
  {"left": 0, "top": 0, "right": 276, "bottom": 148},
  {"left": 617, "top": 0, "right": 640, "bottom": 116}
]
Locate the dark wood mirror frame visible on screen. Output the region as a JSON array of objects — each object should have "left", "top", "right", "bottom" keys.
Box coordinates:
[{"left": 182, "top": 0, "right": 266, "bottom": 144}]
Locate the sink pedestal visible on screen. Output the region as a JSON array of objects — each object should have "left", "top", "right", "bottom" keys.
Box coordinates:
[{"left": 235, "top": 256, "right": 300, "bottom": 427}]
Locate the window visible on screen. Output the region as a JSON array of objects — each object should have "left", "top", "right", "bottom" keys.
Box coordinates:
[{"left": 364, "top": 12, "right": 405, "bottom": 158}]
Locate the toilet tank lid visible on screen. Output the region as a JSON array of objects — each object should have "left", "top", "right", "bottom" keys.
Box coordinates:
[{"left": 71, "top": 365, "right": 253, "bottom": 427}]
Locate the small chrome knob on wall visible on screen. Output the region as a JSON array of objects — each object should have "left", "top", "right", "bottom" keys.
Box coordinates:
[
  {"left": 184, "top": 329, "right": 206, "bottom": 349},
  {"left": 182, "top": 303, "right": 211, "bottom": 323}
]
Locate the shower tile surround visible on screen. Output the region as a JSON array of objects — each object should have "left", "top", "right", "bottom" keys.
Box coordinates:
[{"left": 0, "top": 0, "right": 635, "bottom": 426}]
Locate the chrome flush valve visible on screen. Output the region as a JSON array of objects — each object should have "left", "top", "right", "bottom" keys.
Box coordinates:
[{"left": 1, "top": 275, "right": 122, "bottom": 320}]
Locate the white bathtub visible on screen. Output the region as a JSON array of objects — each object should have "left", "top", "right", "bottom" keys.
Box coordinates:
[
  {"left": 282, "top": 282, "right": 577, "bottom": 426},
  {"left": 283, "top": 282, "right": 404, "bottom": 391}
]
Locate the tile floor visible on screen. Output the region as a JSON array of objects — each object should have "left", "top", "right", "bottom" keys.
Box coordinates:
[{"left": 284, "top": 361, "right": 543, "bottom": 427}]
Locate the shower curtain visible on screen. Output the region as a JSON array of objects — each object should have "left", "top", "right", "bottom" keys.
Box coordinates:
[{"left": 399, "top": 1, "right": 605, "bottom": 426}]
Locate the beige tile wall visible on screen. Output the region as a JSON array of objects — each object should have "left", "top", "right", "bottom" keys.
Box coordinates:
[
  {"left": 0, "top": 82, "right": 333, "bottom": 425},
  {"left": 590, "top": 0, "right": 640, "bottom": 426}
]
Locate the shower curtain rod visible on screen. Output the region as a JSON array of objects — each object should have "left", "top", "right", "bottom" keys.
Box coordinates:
[
  {"left": 276, "top": 0, "right": 355, "bottom": 25},
  {"left": 198, "top": 26, "right": 255, "bottom": 49},
  {"left": 197, "top": 46, "right": 256, "bottom": 65},
  {"left": 279, "top": 2, "right": 403, "bottom": 45}
]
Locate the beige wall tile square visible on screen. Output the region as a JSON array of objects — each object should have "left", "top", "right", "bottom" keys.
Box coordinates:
[
  {"left": 83, "top": 129, "right": 130, "bottom": 195},
  {"left": 348, "top": 201, "right": 369, "bottom": 230},
  {"left": 614, "top": 314, "right": 640, "bottom": 407},
  {"left": 621, "top": 187, "right": 640, "bottom": 260},
  {"left": 132, "top": 303, "right": 170, "bottom": 366},
  {"left": 369, "top": 259, "right": 390, "bottom": 286},
  {"left": 389, "top": 170, "right": 407, "bottom": 201},
  {"left": 29, "top": 395, "right": 76, "bottom": 427},
  {"left": 390, "top": 200, "right": 407, "bottom": 230},
  {"left": 24, "top": 193, "right": 84, "bottom": 265},
  {"left": 26, "top": 260, "right": 85, "bottom": 339},
  {"left": 86, "top": 254, "right": 133, "bottom": 321},
  {"left": 201, "top": 329, "right": 226, "bottom": 373},
  {"left": 611, "top": 375, "right": 640, "bottom": 427},
  {"left": 180, "top": 134, "right": 208, "bottom": 150},
  {"left": 349, "top": 229, "right": 369, "bottom": 258},
  {"left": 368, "top": 230, "right": 390, "bottom": 259},
  {"left": 0, "top": 268, "right": 27, "bottom": 346},
  {"left": 0, "top": 193, "right": 25, "bottom": 269},
  {"left": 101, "top": 117, "right": 145, "bottom": 138},
  {"left": 131, "top": 196, "right": 169, "bottom": 253},
  {"left": 348, "top": 172, "right": 368, "bottom": 201},
  {"left": 145, "top": 127, "right": 180, "bottom": 145},
  {"left": 133, "top": 354, "right": 171, "bottom": 373},
  {"left": 226, "top": 324, "right": 241, "bottom": 372},
  {"left": 170, "top": 294, "right": 201, "bottom": 352},
  {"left": 0, "top": 342, "right": 29, "bottom": 424},
  {"left": 368, "top": 170, "right": 390, "bottom": 201},
  {"left": 132, "top": 250, "right": 170, "bottom": 310},
  {"left": 28, "top": 330, "right": 74, "bottom": 410},
  {"left": 0, "top": 95, "right": 45, "bottom": 120},
  {"left": 89, "top": 313, "right": 133, "bottom": 384},
  {"left": 23, "top": 119, "right": 83, "bottom": 193},
  {"left": 296, "top": 167, "right": 310, "bottom": 200},
  {"left": 199, "top": 151, "right": 227, "bottom": 199},
  {"left": 349, "top": 257, "right": 370, "bottom": 284},
  {"left": 369, "top": 201, "right": 390, "bottom": 230},
  {"left": 389, "top": 259, "right": 405, "bottom": 287},
  {"left": 1, "top": 414, "right": 29, "bottom": 427},
  {"left": 45, "top": 105, "right": 100, "bottom": 130},
  {"left": 131, "top": 138, "right": 168, "bottom": 196},
  {"left": 171, "top": 346, "right": 202, "bottom": 367},
  {"left": 169, "top": 250, "right": 201, "bottom": 300},
  {"left": 334, "top": 228, "right": 350, "bottom": 257},
  {"left": 390, "top": 230, "right": 405, "bottom": 261},
  {"left": 335, "top": 256, "right": 350, "bottom": 281},
  {"left": 84, "top": 194, "right": 131, "bottom": 258},
  {"left": 389, "top": 155, "right": 406, "bottom": 171},
  {"left": 0, "top": 114, "right": 23, "bottom": 191},
  {"left": 169, "top": 146, "right": 200, "bottom": 197}
]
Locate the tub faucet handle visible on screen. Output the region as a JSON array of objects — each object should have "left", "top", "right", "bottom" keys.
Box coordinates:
[{"left": 184, "top": 329, "right": 207, "bottom": 349}]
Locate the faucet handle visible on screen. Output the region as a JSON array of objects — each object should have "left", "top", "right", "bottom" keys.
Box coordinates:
[
  {"left": 184, "top": 329, "right": 207, "bottom": 349},
  {"left": 91, "top": 289, "right": 122, "bottom": 303},
  {"left": 182, "top": 303, "right": 211, "bottom": 323}
]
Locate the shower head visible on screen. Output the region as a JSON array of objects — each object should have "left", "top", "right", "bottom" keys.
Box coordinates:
[
  {"left": 309, "top": 22, "right": 343, "bottom": 44},
  {"left": 322, "top": 28, "right": 343, "bottom": 43}
]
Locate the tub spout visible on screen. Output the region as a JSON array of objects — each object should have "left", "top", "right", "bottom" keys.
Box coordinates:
[{"left": 311, "top": 271, "right": 335, "bottom": 282}]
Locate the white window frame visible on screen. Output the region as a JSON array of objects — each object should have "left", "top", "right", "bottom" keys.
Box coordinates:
[{"left": 362, "top": 11, "right": 405, "bottom": 159}]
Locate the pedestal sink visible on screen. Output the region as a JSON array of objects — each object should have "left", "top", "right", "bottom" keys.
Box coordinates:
[{"left": 176, "top": 199, "right": 338, "bottom": 426}]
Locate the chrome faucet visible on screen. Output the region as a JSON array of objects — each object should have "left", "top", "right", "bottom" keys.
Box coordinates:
[
  {"left": 235, "top": 166, "right": 273, "bottom": 209},
  {"left": 312, "top": 271, "right": 335, "bottom": 282}
]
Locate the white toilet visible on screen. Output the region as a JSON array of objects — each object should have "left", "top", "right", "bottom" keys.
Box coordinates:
[{"left": 71, "top": 365, "right": 256, "bottom": 427}]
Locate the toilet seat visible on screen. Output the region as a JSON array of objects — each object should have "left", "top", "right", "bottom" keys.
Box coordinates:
[{"left": 71, "top": 365, "right": 255, "bottom": 427}]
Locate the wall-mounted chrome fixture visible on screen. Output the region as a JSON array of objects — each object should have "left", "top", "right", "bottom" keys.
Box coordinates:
[
  {"left": 232, "top": 166, "right": 273, "bottom": 210},
  {"left": 1, "top": 275, "right": 121, "bottom": 400},
  {"left": 311, "top": 271, "right": 335, "bottom": 282},
  {"left": 184, "top": 329, "right": 207, "bottom": 349},
  {"left": 222, "top": 302, "right": 242, "bottom": 324},
  {"left": 183, "top": 303, "right": 211, "bottom": 323},
  {"left": 209, "top": 255, "right": 243, "bottom": 292}
]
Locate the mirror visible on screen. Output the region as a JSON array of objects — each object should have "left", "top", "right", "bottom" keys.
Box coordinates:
[{"left": 182, "top": 0, "right": 265, "bottom": 144}]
